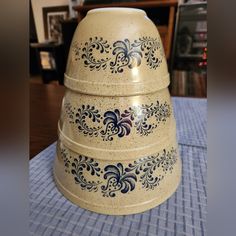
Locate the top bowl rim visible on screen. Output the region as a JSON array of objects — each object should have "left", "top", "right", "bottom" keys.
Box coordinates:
[{"left": 87, "top": 7, "right": 146, "bottom": 15}]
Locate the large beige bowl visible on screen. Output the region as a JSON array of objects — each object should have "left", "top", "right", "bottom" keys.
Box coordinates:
[{"left": 54, "top": 7, "right": 181, "bottom": 215}]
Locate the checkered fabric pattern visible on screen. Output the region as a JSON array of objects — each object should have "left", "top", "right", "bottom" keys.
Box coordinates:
[{"left": 30, "top": 97, "right": 207, "bottom": 236}]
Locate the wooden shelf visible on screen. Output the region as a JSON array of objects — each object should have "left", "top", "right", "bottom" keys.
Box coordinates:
[
  {"left": 73, "top": 0, "right": 178, "bottom": 59},
  {"left": 73, "top": 1, "right": 178, "bottom": 12}
]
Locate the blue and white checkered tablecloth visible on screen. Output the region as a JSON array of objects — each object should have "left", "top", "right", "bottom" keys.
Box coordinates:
[{"left": 30, "top": 97, "right": 207, "bottom": 236}]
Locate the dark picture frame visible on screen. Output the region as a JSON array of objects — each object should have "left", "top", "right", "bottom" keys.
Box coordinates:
[{"left": 43, "top": 5, "right": 69, "bottom": 42}]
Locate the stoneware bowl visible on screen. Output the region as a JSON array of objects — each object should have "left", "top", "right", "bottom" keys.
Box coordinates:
[{"left": 54, "top": 7, "right": 181, "bottom": 215}]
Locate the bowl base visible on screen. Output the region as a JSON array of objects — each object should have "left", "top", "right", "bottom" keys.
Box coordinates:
[{"left": 53, "top": 166, "right": 181, "bottom": 216}]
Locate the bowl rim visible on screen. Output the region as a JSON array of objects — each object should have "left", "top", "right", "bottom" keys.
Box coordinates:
[{"left": 87, "top": 7, "right": 146, "bottom": 15}]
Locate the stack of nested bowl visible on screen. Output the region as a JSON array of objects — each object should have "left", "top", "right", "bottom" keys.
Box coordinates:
[{"left": 54, "top": 7, "right": 181, "bottom": 215}]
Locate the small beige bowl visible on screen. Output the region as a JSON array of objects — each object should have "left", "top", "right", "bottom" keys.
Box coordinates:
[{"left": 54, "top": 7, "right": 181, "bottom": 215}]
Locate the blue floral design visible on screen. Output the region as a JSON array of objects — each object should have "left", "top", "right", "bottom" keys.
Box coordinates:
[
  {"left": 81, "top": 37, "right": 111, "bottom": 70},
  {"left": 71, "top": 155, "right": 101, "bottom": 192},
  {"left": 100, "top": 109, "right": 132, "bottom": 141},
  {"left": 101, "top": 163, "right": 137, "bottom": 197},
  {"left": 75, "top": 105, "right": 102, "bottom": 137},
  {"left": 64, "top": 102, "right": 75, "bottom": 124},
  {"left": 64, "top": 101, "right": 170, "bottom": 140},
  {"left": 131, "top": 37, "right": 163, "bottom": 69},
  {"left": 125, "top": 148, "right": 177, "bottom": 190},
  {"left": 73, "top": 36, "right": 163, "bottom": 73},
  {"left": 110, "top": 39, "right": 142, "bottom": 73},
  {"left": 60, "top": 147, "right": 177, "bottom": 196},
  {"left": 60, "top": 148, "right": 71, "bottom": 173},
  {"left": 122, "top": 101, "right": 171, "bottom": 136},
  {"left": 155, "top": 102, "right": 171, "bottom": 122}
]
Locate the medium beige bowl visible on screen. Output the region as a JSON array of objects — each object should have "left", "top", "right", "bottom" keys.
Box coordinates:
[{"left": 54, "top": 7, "right": 181, "bottom": 215}]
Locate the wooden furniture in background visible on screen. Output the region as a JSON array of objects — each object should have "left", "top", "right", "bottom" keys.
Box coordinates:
[
  {"left": 30, "top": 42, "right": 66, "bottom": 85},
  {"left": 73, "top": 0, "right": 178, "bottom": 59},
  {"left": 30, "top": 83, "right": 65, "bottom": 159},
  {"left": 170, "top": 2, "right": 207, "bottom": 97}
]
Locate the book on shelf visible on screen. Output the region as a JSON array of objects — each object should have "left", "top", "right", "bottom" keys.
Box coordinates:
[
  {"left": 39, "top": 51, "right": 56, "bottom": 70},
  {"left": 171, "top": 70, "right": 207, "bottom": 97},
  {"left": 179, "top": 71, "right": 187, "bottom": 96},
  {"left": 171, "top": 70, "right": 187, "bottom": 96},
  {"left": 192, "top": 71, "right": 202, "bottom": 97}
]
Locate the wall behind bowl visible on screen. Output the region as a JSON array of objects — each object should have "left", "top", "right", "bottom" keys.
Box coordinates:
[{"left": 31, "top": 0, "right": 68, "bottom": 42}]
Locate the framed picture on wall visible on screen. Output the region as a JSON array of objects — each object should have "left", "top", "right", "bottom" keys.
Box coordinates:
[{"left": 43, "top": 5, "right": 69, "bottom": 43}]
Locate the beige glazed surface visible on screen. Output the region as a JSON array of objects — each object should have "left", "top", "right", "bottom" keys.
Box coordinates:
[{"left": 54, "top": 7, "right": 182, "bottom": 215}]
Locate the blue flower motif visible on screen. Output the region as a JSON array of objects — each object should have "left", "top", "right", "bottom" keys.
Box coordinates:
[
  {"left": 65, "top": 100, "right": 171, "bottom": 140},
  {"left": 110, "top": 39, "right": 143, "bottom": 73},
  {"left": 125, "top": 148, "right": 177, "bottom": 190},
  {"left": 71, "top": 156, "right": 101, "bottom": 192},
  {"left": 101, "top": 109, "right": 132, "bottom": 141},
  {"left": 75, "top": 105, "right": 102, "bottom": 137},
  {"left": 101, "top": 163, "right": 137, "bottom": 197}
]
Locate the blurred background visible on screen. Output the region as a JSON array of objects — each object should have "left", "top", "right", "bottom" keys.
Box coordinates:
[{"left": 30, "top": 0, "right": 207, "bottom": 158}]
